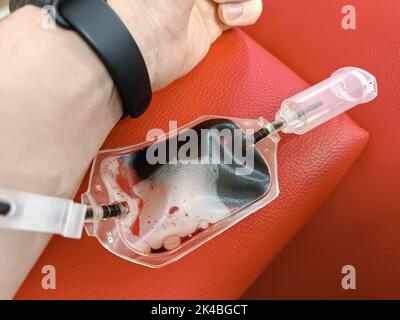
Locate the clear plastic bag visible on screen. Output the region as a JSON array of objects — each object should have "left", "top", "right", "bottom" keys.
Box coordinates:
[{"left": 82, "top": 116, "right": 280, "bottom": 267}]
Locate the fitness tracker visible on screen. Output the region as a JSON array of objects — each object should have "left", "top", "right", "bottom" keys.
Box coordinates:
[{"left": 10, "top": 0, "right": 152, "bottom": 118}]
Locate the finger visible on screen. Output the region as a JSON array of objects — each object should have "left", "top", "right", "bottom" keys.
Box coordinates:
[{"left": 217, "top": 0, "right": 263, "bottom": 27}]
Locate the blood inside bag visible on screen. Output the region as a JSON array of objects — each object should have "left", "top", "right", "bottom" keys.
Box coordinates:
[{"left": 100, "top": 119, "right": 271, "bottom": 254}]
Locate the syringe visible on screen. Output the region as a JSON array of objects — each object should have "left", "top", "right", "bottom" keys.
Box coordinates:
[
  {"left": 0, "top": 189, "right": 128, "bottom": 239},
  {"left": 254, "top": 67, "right": 377, "bottom": 142}
]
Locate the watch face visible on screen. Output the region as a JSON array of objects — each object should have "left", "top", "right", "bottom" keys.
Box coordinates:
[{"left": 0, "top": 0, "right": 10, "bottom": 20}]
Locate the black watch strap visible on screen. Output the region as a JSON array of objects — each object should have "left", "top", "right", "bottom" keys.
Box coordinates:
[{"left": 10, "top": 0, "right": 152, "bottom": 118}]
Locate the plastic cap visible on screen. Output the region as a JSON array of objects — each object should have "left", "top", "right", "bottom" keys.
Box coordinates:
[{"left": 275, "top": 67, "right": 378, "bottom": 134}]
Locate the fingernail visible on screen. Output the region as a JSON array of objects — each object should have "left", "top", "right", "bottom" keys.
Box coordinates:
[{"left": 223, "top": 3, "right": 243, "bottom": 21}]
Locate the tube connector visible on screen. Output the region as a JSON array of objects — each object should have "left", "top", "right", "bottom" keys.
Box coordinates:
[{"left": 85, "top": 202, "right": 129, "bottom": 222}]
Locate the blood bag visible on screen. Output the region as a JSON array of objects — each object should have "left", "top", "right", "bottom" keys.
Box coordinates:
[{"left": 82, "top": 116, "right": 280, "bottom": 267}]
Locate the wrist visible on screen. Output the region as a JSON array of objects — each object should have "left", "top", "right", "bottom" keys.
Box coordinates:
[
  {"left": 108, "top": 0, "right": 158, "bottom": 89},
  {"left": 9, "top": 0, "right": 158, "bottom": 92},
  {"left": 0, "top": 5, "right": 122, "bottom": 196},
  {"left": 10, "top": 4, "right": 124, "bottom": 119}
]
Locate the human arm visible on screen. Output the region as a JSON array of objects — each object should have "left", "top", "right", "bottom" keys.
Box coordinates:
[{"left": 0, "top": 0, "right": 263, "bottom": 299}]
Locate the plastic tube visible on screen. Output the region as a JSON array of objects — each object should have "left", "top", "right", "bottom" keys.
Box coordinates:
[{"left": 0, "top": 188, "right": 86, "bottom": 239}]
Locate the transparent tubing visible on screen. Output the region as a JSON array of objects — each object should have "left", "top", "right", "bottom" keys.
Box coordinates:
[
  {"left": 0, "top": 188, "right": 87, "bottom": 239},
  {"left": 275, "top": 67, "right": 378, "bottom": 134}
]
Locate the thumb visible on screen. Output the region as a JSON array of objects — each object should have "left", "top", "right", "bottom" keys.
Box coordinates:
[{"left": 217, "top": 0, "right": 263, "bottom": 27}]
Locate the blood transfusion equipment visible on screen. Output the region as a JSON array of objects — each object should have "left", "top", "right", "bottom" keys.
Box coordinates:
[{"left": 0, "top": 67, "right": 377, "bottom": 267}]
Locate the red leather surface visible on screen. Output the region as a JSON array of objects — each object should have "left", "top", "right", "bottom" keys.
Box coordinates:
[
  {"left": 243, "top": 0, "right": 400, "bottom": 299},
  {"left": 15, "top": 30, "right": 368, "bottom": 299}
]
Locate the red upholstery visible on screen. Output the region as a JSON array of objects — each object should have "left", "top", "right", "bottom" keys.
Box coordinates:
[
  {"left": 15, "top": 30, "right": 368, "bottom": 299},
  {"left": 242, "top": 0, "right": 400, "bottom": 299}
]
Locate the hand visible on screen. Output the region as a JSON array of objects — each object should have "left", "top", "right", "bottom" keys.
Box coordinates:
[{"left": 110, "top": 0, "right": 263, "bottom": 90}]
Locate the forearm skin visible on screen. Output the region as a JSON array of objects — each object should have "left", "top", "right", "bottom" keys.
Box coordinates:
[{"left": 0, "top": 6, "right": 122, "bottom": 298}]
